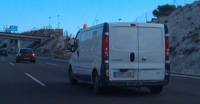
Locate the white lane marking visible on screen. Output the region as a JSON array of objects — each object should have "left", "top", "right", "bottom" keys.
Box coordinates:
[
  {"left": 52, "top": 59, "right": 67, "bottom": 62},
  {"left": 46, "top": 62, "right": 57, "bottom": 66},
  {"left": 25, "top": 73, "right": 47, "bottom": 87},
  {"left": 9, "top": 62, "right": 14, "bottom": 65},
  {"left": 36, "top": 57, "right": 48, "bottom": 59},
  {"left": 37, "top": 57, "right": 68, "bottom": 62},
  {"left": 2, "top": 58, "right": 5, "bottom": 60},
  {"left": 171, "top": 74, "right": 200, "bottom": 79}
]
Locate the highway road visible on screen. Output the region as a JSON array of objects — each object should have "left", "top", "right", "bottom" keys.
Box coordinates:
[{"left": 0, "top": 55, "right": 200, "bottom": 104}]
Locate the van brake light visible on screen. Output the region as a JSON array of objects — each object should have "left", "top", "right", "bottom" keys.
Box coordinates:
[
  {"left": 104, "top": 37, "right": 109, "bottom": 60},
  {"left": 165, "top": 37, "right": 169, "bottom": 60}
]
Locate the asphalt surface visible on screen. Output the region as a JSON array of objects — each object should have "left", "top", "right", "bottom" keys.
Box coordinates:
[{"left": 0, "top": 55, "right": 200, "bottom": 104}]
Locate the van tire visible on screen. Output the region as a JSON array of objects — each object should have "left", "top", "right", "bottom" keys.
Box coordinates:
[
  {"left": 149, "top": 85, "right": 163, "bottom": 94},
  {"left": 69, "top": 67, "right": 78, "bottom": 85},
  {"left": 93, "top": 71, "right": 102, "bottom": 94}
]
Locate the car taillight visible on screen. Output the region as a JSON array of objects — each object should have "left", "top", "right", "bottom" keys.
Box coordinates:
[
  {"left": 18, "top": 53, "right": 21, "bottom": 56},
  {"left": 104, "top": 37, "right": 109, "bottom": 60},
  {"left": 32, "top": 54, "right": 35, "bottom": 57},
  {"left": 165, "top": 37, "right": 169, "bottom": 60}
]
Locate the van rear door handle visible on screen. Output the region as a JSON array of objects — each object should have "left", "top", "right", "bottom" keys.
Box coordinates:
[
  {"left": 142, "top": 57, "right": 147, "bottom": 61},
  {"left": 130, "top": 52, "right": 135, "bottom": 62}
]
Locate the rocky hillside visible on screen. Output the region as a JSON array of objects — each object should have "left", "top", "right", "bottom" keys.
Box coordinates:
[
  {"left": 0, "top": 29, "right": 73, "bottom": 57},
  {"left": 35, "top": 36, "right": 73, "bottom": 57},
  {"left": 21, "top": 29, "right": 59, "bottom": 38},
  {"left": 152, "top": 1, "right": 200, "bottom": 75}
]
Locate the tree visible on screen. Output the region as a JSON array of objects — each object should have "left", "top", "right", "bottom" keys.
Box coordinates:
[
  {"left": 2, "top": 43, "right": 7, "bottom": 48},
  {"left": 153, "top": 4, "right": 176, "bottom": 18}
]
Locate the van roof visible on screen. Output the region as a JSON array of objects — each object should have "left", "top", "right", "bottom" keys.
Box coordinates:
[{"left": 79, "top": 22, "right": 164, "bottom": 32}]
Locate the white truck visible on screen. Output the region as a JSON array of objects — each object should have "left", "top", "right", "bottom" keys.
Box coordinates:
[{"left": 67, "top": 22, "right": 170, "bottom": 94}]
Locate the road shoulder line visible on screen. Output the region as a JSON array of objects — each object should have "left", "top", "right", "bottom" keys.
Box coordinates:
[
  {"left": 46, "top": 62, "right": 57, "bottom": 66},
  {"left": 171, "top": 74, "right": 200, "bottom": 79}
]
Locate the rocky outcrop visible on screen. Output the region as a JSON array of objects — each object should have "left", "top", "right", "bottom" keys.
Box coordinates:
[{"left": 152, "top": 1, "right": 200, "bottom": 75}]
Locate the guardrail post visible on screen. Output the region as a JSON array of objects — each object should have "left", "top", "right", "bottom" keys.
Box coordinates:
[{"left": 17, "top": 39, "right": 21, "bottom": 49}]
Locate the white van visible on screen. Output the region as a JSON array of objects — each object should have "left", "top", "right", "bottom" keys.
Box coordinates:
[{"left": 67, "top": 22, "right": 170, "bottom": 94}]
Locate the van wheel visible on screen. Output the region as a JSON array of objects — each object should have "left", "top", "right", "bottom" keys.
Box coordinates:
[
  {"left": 149, "top": 85, "right": 163, "bottom": 94},
  {"left": 33, "top": 60, "right": 35, "bottom": 63},
  {"left": 69, "top": 67, "right": 77, "bottom": 85},
  {"left": 93, "top": 71, "right": 102, "bottom": 94}
]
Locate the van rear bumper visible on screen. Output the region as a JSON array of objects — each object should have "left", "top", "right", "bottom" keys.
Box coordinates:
[
  {"left": 107, "top": 80, "right": 169, "bottom": 87},
  {"left": 100, "top": 63, "right": 170, "bottom": 87}
]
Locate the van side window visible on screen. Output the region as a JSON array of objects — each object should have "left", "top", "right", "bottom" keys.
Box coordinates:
[
  {"left": 74, "top": 32, "right": 81, "bottom": 51},
  {"left": 92, "top": 31, "right": 97, "bottom": 38}
]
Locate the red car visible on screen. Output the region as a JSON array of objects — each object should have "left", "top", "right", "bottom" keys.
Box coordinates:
[{"left": 16, "top": 48, "right": 36, "bottom": 63}]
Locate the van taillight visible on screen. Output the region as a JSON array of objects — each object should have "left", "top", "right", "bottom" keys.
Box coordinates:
[
  {"left": 104, "top": 37, "right": 109, "bottom": 60},
  {"left": 165, "top": 37, "right": 169, "bottom": 60}
]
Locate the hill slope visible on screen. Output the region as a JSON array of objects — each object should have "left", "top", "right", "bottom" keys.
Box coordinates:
[
  {"left": 0, "top": 29, "right": 73, "bottom": 57},
  {"left": 152, "top": 1, "right": 200, "bottom": 75}
]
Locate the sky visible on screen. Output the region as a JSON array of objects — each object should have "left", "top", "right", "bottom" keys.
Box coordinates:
[{"left": 0, "top": 0, "right": 197, "bottom": 36}]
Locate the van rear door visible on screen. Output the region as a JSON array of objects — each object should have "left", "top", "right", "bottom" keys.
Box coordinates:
[
  {"left": 109, "top": 23, "right": 139, "bottom": 81},
  {"left": 138, "top": 24, "right": 165, "bottom": 80}
]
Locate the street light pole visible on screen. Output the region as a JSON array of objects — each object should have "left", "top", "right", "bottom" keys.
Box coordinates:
[
  {"left": 59, "top": 22, "right": 61, "bottom": 29},
  {"left": 119, "top": 18, "right": 122, "bottom": 22},
  {"left": 49, "top": 17, "right": 51, "bottom": 29},
  {"left": 96, "top": 20, "right": 98, "bottom": 25},
  {"left": 57, "top": 15, "right": 60, "bottom": 29},
  {"left": 145, "top": 12, "right": 147, "bottom": 23},
  {"left": 173, "top": 0, "right": 175, "bottom": 5}
]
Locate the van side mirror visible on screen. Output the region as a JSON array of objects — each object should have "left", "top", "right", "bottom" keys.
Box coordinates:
[{"left": 67, "top": 44, "right": 73, "bottom": 52}]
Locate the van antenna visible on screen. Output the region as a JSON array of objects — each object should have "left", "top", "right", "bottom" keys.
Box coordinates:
[{"left": 93, "top": 12, "right": 98, "bottom": 26}]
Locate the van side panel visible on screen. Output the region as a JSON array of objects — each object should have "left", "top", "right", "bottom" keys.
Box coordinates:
[
  {"left": 79, "top": 26, "right": 103, "bottom": 80},
  {"left": 71, "top": 32, "right": 82, "bottom": 76}
]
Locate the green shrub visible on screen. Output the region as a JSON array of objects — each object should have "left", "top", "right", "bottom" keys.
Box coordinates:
[
  {"left": 2, "top": 43, "right": 7, "bottom": 48},
  {"left": 191, "top": 33, "right": 199, "bottom": 41},
  {"left": 183, "top": 48, "right": 197, "bottom": 55},
  {"left": 187, "top": 17, "right": 192, "bottom": 21},
  {"left": 153, "top": 4, "right": 176, "bottom": 18}
]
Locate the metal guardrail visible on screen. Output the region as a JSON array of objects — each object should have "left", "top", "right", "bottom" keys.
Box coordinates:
[
  {"left": 171, "top": 72, "right": 200, "bottom": 78},
  {"left": 0, "top": 32, "right": 47, "bottom": 40},
  {"left": 36, "top": 53, "right": 70, "bottom": 61}
]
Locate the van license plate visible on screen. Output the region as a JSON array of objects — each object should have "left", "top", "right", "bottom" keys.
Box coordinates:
[
  {"left": 24, "top": 58, "right": 30, "bottom": 60},
  {"left": 114, "top": 72, "right": 134, "bottom": 77}
]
